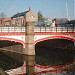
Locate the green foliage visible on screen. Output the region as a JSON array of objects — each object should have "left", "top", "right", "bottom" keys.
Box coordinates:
[{"left": 37, "top": 11, "right": 43, "bottom": 21}]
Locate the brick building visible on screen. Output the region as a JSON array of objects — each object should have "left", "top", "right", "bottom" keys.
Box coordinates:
[
  {"left": 0, "top": 18, "right": 11, "bottom": 26},
  {"left": 11, "top": 7, "right": 38, "bottom": 26}
]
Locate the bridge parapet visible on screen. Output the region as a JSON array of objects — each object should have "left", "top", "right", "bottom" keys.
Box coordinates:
[
  {"left": 0, "top": 26, "right": 75, "bottom": 32},
  {"left": 35, "top": 27, "right": 75, "bottom": 32}
]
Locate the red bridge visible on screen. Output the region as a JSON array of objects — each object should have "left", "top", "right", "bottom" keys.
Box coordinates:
[
  {"left": 0, "top": 26, "right": 75, "bottom": 75},
  {"left": 0, "top": 26, "right": 75, "bottom": 47}
]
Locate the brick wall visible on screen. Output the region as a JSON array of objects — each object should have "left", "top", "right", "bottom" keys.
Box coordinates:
[{"left": 25, "top": 8, "right": 38, "bottom": 22}]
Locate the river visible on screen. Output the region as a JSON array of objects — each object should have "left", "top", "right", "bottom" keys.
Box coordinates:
[{"left": 0, "top": 46, "right": 75, "bottom": 75}]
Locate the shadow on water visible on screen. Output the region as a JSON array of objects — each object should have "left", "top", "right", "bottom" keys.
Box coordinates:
[
  {"left": 0, "top": 51, "right": 23, "bottom": 71},
  {"left": 0, "top": 39, "right": 75, "bottom": 74},
  {"left": 35, "top": 46, "right": 75, "bottom": 66},
  {"left": 35, "top": 46, "right": 75, "bottom": 74},
  {"left": 35, "top": 39, "right": 75, "bottom": 66}
]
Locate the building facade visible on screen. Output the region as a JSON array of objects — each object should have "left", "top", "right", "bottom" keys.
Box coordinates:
[
  {"left": 11, "top": 7, "right": 38, "bottom": 26},
  {"left": 0, "top": 18, "right": 11, "bottom": 26},
  {"left": 0, "top": 8, "right": 38, "bottom": 26}
]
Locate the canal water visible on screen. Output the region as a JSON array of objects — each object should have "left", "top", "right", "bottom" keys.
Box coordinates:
[
  {"left": 35, "top": 46, "right": 75, "bottom": 75},
  {"left": 35, "top": 47, "right": 74, "bottom": 66},
  {"left": 0, "top": 51, "right": 23, "bottom": 71},
  {"left": 0, "top": 46, "right": 75, "bottom": 75}
]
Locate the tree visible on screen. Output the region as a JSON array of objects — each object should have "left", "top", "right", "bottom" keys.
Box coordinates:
[
  {"left": 38, "top": 11, "right": 43, "bottom": 21},
  {"left": 0, "top": 12, "right": 6, "bottom": 18}
]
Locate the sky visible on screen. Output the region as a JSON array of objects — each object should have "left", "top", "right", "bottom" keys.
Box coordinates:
[{"left": 0, "top": 0, "right": 74, "bottom": 20}]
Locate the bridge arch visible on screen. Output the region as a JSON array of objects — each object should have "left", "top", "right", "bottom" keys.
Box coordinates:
[
  {"left": 0, "top": 37, "right": 25, "bottom": 47},
  {"left": 35, "top": 35, "right": 75, "bottom": 66},
  {"left": 35, "top": 35, "right": 75, "bottom": 44}
]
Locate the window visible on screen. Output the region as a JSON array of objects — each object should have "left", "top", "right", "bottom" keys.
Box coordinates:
[{"left": 30, "top": 15, "right": 34, "bottom": 19}]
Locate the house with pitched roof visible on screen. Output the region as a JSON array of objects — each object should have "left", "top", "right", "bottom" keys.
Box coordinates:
[
  {"left": 11, "top": 7, "right": 38, "bottom": 26},
  {"left": 0, "top": 18, "right": 11, "bottom": 26}
]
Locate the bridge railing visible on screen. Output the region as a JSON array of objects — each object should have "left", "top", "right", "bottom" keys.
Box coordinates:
[
  {"left": 0, "top": 26, "right": 25, "bottom": 32},
  {"left": 0, "top": 26, "right": 75, "bottom": 32},
  {"left": 34, "top": 27, "right": 75, "bottom": 32}
]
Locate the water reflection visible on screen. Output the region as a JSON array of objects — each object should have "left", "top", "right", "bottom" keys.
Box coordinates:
[
  {"left": 35, "top": 46, "right": 75, "bottom": 74},
  {"left": 0, "top": 51, "right": 23, "bottom": 70},
  {"left": 51, "top": 72, "right": 75, "bottom": 75},
  {"left": 35, "top": 47, "right": 74, "bottom": 66}
]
